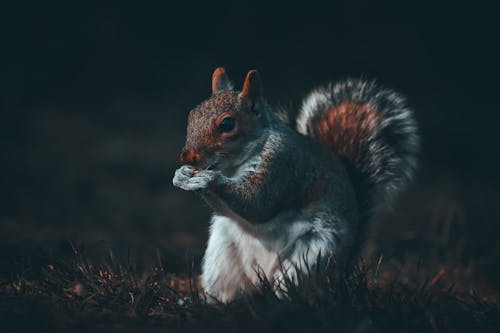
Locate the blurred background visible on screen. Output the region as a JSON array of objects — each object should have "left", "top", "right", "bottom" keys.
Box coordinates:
[{"left": 1, "top": 1, "right": 499, "bottom": 284}]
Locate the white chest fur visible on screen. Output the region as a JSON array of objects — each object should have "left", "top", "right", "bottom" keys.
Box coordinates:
[{"left": 201, "top": 213, "right": 337, "bottom": 302}]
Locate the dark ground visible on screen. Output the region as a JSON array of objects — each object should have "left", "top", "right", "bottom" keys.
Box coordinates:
[{"left": 1, "top": 1, "right": 500, "bottom": 332}]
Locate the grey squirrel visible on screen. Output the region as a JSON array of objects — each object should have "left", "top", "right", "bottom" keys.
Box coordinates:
[{"left": 173, "top": 68, "right": 419, "bottom": 302}]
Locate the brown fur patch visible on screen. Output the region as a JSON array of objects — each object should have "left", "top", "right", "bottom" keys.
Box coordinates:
[
  {"left": 248, "top": 172, "right": 264, "bottom": 187},
  {"left": 230, "top": 154, "right": 270, "bottom": 198},
  {"left": 183, "top": 92, "right": 258, "bottom": 168},
  {"left": 313, "top": 102, "right": 381, "bottom": 167}
]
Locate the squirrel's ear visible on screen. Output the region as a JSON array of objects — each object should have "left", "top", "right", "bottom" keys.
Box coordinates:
[
  {"left": 212, "top": 67, "right": 233, "bottom": 94},
  {"left": 239, "top": 70, "right": 263, "bottom": 112}
]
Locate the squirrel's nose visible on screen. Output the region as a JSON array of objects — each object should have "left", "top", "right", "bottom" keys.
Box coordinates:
[{"left": 180, "top": 148, "right": 202, "bottom": 166}]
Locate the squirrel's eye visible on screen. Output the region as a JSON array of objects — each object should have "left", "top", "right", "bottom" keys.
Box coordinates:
[{"left": 218, "top": 117, "right": 236, "bottom": 133}]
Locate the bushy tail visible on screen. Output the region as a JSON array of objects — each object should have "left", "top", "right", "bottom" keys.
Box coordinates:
[{"left": 296, "top": 79, "right": 419, "bottom": 211}]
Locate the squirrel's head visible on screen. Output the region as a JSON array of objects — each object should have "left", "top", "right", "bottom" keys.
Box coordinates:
[{"left": 180, "top": 67, "right": 267, "bottom": 171}]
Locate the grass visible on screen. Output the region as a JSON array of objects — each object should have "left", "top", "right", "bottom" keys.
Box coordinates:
[{"left": 1, "top": 243, "right": 499, "bottom": 333}]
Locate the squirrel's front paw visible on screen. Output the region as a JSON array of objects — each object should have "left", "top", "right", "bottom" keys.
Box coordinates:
[{"left": 173, "top": 165, "right": 219, "bottom": 191}]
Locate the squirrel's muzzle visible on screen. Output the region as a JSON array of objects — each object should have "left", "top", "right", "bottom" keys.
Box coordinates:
[{"left": 180, "top": 148, "right": 203, "bottom": 166}]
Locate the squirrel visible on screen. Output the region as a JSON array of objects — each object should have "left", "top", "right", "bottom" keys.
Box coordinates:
[{"left": 173, "top": 67, "right": 419, "bottom": 303}]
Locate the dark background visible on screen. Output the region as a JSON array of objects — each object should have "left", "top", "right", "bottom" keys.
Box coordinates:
[{"left": 1, "top": 1, "right": 499, "bottom": 279}]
